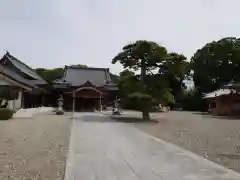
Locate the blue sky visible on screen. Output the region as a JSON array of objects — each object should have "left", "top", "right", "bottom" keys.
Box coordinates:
[{"left": 0, "top": 0, "right": 239, "bottom": 74}]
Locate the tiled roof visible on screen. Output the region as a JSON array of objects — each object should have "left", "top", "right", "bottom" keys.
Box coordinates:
[
  {"left": 58, "top": 66, "right": 113, "bottom": 86},
  {"left": 2, "top": 52, "right": 47, "bottom": 84},
  {"left": 110, "top": 73, "right": 119, "bottom": 84},
  {"left": 0, "top": 66, "right": 38, "bottom": 89},
  {"left": 203, "top": 88, "right": 234, "bottom": 99},
  {"left": 224, "top": 82, "right": 240, "bottom": 89}
]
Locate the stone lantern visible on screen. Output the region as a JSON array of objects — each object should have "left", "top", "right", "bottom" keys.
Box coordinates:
[{"left": 56, "top": 95, "right": 64, "bottom": 115}]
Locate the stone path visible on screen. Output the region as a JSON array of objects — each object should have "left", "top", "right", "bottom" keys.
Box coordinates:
[
  {"left": 64, "top": 113, "right": 240, "bottom": 180},
  {"left": 13, "top": 107, "right": 53, "bottom": 118}
]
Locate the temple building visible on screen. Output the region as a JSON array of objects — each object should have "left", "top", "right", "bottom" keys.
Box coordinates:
[
  {"left": 0, "top": 65, "right": 37, "bottom": 109},
  {"left": 0, "top": 52, "right": 47, "bottom": 109},
  {"left": 0, "top": 52, "right": 118, "bottom": 111},
  {"left": 204, "top": 83, "right": 240, "bottom": 116},
  {"left": 53, "top": 66, "right": 118, "bottom": 111}
]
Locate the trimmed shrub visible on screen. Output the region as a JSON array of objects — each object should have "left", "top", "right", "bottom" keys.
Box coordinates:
[
  {"left": 56, "top": 110, "right": 64, "bottom": 115},
  {"left": 0, "top": 108, "right": 14, "bottom": 120}
]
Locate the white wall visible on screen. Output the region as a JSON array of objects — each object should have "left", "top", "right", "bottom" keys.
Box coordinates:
[
  {"left": 8, "top": 90, "right": 22, "bottom": 110},
  {"left": 0, "top": 78, "right": 24, "bottom": 110}
]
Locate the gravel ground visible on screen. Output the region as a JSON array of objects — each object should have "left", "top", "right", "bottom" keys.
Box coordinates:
[
  {"left": 130, "top": 111, "right": 240, "bottom": 173},
  {"left": 0, "top": 113, "right": 72, "bottom": 180}
]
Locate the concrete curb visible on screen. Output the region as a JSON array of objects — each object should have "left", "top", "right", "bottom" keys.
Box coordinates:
[{"left": 64, "top": 113, "right": 76, "bottom": 180}]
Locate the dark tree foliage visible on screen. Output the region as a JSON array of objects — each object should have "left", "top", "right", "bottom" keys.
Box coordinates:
[
  {"left": 35, "top": 64, "right": 88, "bottom": 83},
  {"left": 191, "top": 37, "right": 240, "bottom": 93},
  {"left": 181, "top": 89, "right": 208, "bottom": 111},
  {"left": 35, "top": 68, "right": 64, "bottom": 83}
]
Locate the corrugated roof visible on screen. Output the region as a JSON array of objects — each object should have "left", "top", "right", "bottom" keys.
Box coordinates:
[
  {"left": 60, "top": 66, "right": 112, "bottom": 86},
  {"left": 3, "top": 53, "right": 47, "bottom": 84}
]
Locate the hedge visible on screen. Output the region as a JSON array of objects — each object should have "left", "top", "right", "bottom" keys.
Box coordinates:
[{"left": 0, "top": 108, "right": 14, "bottom": 120}]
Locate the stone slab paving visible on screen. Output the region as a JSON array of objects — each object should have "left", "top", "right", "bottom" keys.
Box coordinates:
[
  {"left": 65, "top": 113, "right": 240, "bottom": 180},
  {"left": 13, "top": 107, "right": 53, "bottom": 118}
]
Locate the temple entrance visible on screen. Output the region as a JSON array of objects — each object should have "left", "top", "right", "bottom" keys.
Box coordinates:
[
  {"left": 64, "top": 86, "right": 104, "bottom": 112},
  {"left": 75, "top": 98, "right": 98, "bottom": 112}
]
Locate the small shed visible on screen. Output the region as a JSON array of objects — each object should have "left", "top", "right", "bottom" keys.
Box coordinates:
[{"left": 203, "top": 88, "right": 240, "bottom": 116}]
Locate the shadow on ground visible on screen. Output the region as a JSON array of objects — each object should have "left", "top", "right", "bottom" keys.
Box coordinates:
[
  {"left": 110, "top": 116, "right": 159, "bottom": 124},
  {"left": 80, "top": 115, "right": 113, "bottom": 122},
  {"left": 192, "top": 112, "right": 240, "bottom": 120},
  {"left": 77, "top": 115, "right": 159, "bottom": 124}
]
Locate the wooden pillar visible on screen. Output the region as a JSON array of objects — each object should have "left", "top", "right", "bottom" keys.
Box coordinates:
[
  {"left": 42, "top": 95, "right": 45, "bottom": 107},
  {"left": 99, "top": 94, "right": 102, "bottom": 112},
  {"left": 21, "top": 90, "right": 24, "bottom": 108},
  {"left": 32, "top": 94, "right": 34, "bottom": 108},
  {"left": 13, "top": 98, "right": 16, "bottom": 110},
  {"left": 72, "top": 91, "right": 76, "bottom": 116}
]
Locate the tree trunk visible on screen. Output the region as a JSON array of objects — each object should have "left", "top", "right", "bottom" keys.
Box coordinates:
[
  {"left": 142, "top": 110, "right": 150, "bottom": 120},
  {"left": 140, "top": 60, "right": 146, "bottom": 83},
  {"left": 141, "top": 59, "right": 150, "bottom": 121}
]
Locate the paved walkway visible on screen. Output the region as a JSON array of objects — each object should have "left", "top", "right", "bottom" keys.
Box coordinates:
[
  {"left": 13, "top": 107, "right": 53, "bottom": 118},
  {"left": 65, "top": 113, "right": 240, "bottom": 180}
]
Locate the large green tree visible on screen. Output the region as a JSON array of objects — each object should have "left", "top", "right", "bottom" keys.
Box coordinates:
[
  {"left": 112, "top": 40, "right": 187, "bottom": 119},
  {"left": 35, "top": 64, "right": 89, "bottom": 83},
  {"left": 117, "top": 70, "right": 153, "bottom": 113},
  {"left": 118, "top": 70, "right": 142, "bottom": 96},
  {"left": 36, "top": 68, "right": 64, "bottom": 83},
  {"left": 191, "top": 37, "right": 240, "bottom": 93}
]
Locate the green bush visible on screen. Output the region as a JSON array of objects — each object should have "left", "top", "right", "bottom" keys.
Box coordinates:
[
  {"left": 56, "top": 110, "right": 64, "bottom": 115},
  {"left": 0, "top": 108, "right": 14, "bottom": 120},
  {"left": 123, "top": 92, "right": 155, "bottom": 111},
  {"left": 181, "top": 89, "right": 208, "bottom": 111}
]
